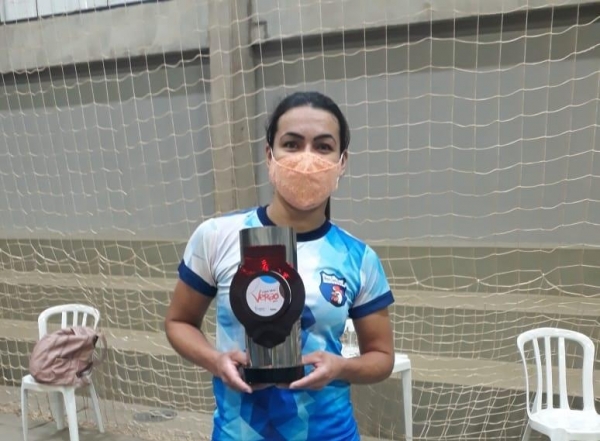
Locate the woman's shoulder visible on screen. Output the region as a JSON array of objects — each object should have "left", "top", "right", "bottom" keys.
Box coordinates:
[
  {"left": 327, "top": 222, "right": 374, "bottom": 256},
  {"left": 208, "top": 206, "right": 259, "bottom": 226},
  {"left": 189, "top": 207, "right": 260, "bottom": 240},
  {"left": 328, "top": 222, "right": 364, "bottom": 243}
]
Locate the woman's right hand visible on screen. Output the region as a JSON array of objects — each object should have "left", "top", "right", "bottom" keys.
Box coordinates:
[{"left": 216, "top": 350, "right": 253, "bottom": 393}]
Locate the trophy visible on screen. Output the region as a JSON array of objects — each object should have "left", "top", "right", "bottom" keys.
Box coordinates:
[{"left": 229, "top": 226, "right": 306, "bottom": 385}]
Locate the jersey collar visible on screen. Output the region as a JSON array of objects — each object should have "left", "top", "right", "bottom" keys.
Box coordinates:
[{"left": 257, "top": 206, "right": 331, "bottom": 242}]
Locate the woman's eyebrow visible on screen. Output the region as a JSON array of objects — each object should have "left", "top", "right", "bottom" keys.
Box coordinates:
[{"left": 282, "top": 132, "right": 337, "bottom": 144}]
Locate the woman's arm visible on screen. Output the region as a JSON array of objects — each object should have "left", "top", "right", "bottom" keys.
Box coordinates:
[
  {"left": 164, "top": 280, "right": 219, "bottom": 373},
  {"left": 338, "top": 308, "right": 394, "bottom": 384},
  {"left": 289, "top": 308, "right": 394, "bottom": 390},
  {"left": 165, "top": 280, "right": 252, "bottom": 393}
]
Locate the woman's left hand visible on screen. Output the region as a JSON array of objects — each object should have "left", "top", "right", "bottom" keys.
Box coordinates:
[{"left": 288, "top": 351, "right": 345, "bottom": 390}]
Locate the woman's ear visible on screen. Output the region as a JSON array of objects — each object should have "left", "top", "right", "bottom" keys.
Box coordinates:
[
  {"left": 265, "top": 145, "right": 272, "bottom": 165},
  {"left": 340, "top": 151, "right": 349, "bottom": 175}
]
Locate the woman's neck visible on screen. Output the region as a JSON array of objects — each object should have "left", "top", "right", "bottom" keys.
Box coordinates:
[{"left": 266, "top": 197, "right": 328, "bottom": 233}]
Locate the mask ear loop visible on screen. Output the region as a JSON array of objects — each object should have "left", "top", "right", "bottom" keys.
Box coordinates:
[
  {"left": 268, "top": 146, "right": 278, "bottom": 165},
  {"left": 337, "top": 151, "right": 347, "bottom": 183}
]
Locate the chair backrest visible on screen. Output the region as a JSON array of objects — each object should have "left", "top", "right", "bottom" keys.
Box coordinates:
[
  {"left": 38, "top": 304, "right": 101, "bottom": 339},
  {"left": 342, "top": 319, "right": 359, "bottom": 356},
  {"left": 344, "top": 319, "right": 356, "bottom": 346},
  {"left": 516, "top": 327, "right": 596, "bottom": 416},
  {"left": 345, "top": 319, "right": 355, "bottom": 334}
]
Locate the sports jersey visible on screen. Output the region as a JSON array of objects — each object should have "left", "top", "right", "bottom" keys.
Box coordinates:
[{"left": 178, "top": 206, "right": 394, "bottom": 441}]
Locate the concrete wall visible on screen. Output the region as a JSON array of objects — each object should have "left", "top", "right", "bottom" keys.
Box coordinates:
[
  {"left": 253, "top": 16, "right": 600, "bottom": 246},
  {"left": 0, "top": 1, "right": 599, "bottom": 246},
  {"left": 0, "top": 0, "right": 597, "bottom": 72},
  {"left": 0, "top": 60, "right": 215, "bottom": 239},
  {"left": 0, "top": 0, "right": 209, "bottom": 73},
  {"left": 253, "top": 0, "right": 600, "bottom": 41},
  {"left": 254, "top": 10, "right": 600, "bottom": 246}
]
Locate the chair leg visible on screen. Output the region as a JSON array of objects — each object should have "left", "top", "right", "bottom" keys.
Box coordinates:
[
  {"left": 88, "top": 381, "right": 104, "bottom": 433},
  {"left": 402, "top": 370, "right": 413, "bottom": 441},
  {"left": 521, "top": 422, "right": 532, "bottom": 441},
  {"left": 49, "top": 391, "right": 65, "bottom": 430},
  {"left": 63, "top": 389, "right": 79, "bottom": 441},
  {"left": 522, "top": 393, "right": 538, "bottom": 441},
  {"left": 21, "top": 386, "right": 28, "bottom": 441}
]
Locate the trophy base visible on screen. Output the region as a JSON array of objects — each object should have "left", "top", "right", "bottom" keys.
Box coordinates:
[{"left": 244, "top": 365, "right": 305, "bottom": 385}]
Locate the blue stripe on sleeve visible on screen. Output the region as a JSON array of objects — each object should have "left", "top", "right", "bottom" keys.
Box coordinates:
[
  {"left": 178, "top": 260, "right": 218, "bottom": 297},
  {"left": 348, "top": 290, "right": 394, "bottom": 319}
]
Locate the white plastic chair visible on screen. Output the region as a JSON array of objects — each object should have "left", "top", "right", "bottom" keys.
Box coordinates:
[
  {"left": 21, "top": 304, "right": 105, "bottom": 441},
  {"left": 342, "top": 319, "right": 413, "bottom": 441},
  {"left": 517, "top": 327, "right": 600, "bottom": 441}
]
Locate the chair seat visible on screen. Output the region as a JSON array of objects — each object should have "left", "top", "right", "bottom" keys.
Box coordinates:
[
  {"left": 22, "top": 374, "right": 72, "bottom": 393},
  {"left": 531, "top": 409, "right": 600, "bottom": 434},
  {"left": 393, "top": 353, "right": 411, "bottom": 374},
  {"left": 22, "top": 374, "right": 84, "bottom": 392}
]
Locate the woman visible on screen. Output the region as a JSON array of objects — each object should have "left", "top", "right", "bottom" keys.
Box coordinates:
[{"left": 165, "top": 91, "right": 395, "bottom": 441}]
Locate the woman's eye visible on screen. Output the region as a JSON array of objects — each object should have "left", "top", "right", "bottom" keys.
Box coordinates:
[
  {"left": 317, "top": 144, "right": 333, "bottom": 152},
  {"left": 283, "top": 141, "right": 298, "bottom": 149}
]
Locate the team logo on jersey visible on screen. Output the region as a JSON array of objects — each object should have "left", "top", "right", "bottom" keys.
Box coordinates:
[{"left": 319, "top": 271, "right": 347, "bottom": 307}]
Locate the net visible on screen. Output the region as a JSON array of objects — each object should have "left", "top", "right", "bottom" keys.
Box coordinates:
[{"left": 0, "top": 0, "right": 599, "bottom": 440}]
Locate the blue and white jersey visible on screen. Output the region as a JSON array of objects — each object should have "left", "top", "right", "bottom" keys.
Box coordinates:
[{"left": 179, "top": 206, "right": 394, "bottom": 441}]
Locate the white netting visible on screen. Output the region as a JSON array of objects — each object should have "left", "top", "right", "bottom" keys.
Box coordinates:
[{"left": 0, "top": 1, "right": 599, "bottom": 440}]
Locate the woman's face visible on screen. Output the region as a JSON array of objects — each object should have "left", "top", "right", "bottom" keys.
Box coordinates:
[{"left": 267, "top": 106, "right": 346, "bottom": 166}]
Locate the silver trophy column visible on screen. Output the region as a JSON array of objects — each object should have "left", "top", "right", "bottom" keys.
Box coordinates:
[
  {"left": 240, "top": 227, "right": 302, "bottom": 370},
  {"left": 230, "top": 226, "right": 306, "bottom": 384}
]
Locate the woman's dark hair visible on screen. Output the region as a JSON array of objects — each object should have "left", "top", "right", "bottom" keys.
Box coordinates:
[
  {"left": 266, "top": 91, "right": 351, "bottom": 153},
  {"left": 266, "top": 91, "right": 351, "bottom": 220}
]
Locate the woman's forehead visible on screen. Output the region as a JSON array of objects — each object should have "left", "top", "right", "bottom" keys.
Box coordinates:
[{"left": 277, "top": 107, "right": 340, "bottom": 137}]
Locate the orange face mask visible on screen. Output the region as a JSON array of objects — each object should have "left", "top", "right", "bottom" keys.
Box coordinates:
[{"left": 268, "top": 150, "right": 343, "bottom": 211}]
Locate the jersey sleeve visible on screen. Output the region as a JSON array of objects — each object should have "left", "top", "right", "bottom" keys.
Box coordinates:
[
  {"left": 349, "top": 245, "right": 394, "bottom": 319},
  {"left": 178, "top": 219, "right": 218, "bottom": 297}
]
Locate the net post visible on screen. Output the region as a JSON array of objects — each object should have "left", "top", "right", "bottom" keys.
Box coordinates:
[{"left": 208, "top": 0, "right": 258, "bottom": 214}]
